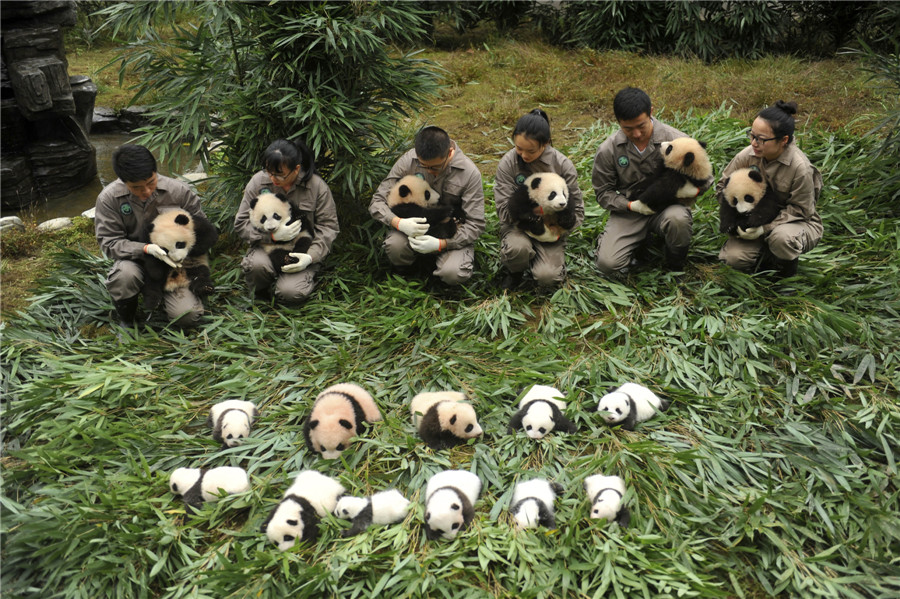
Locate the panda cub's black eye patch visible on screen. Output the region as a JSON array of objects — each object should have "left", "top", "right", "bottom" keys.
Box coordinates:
[
  {"left": 175, "top": 242, "right": 186, "bottom": 249},
  {"left": 283, "top": 535, "right": 294, "bottom": 542},
  {"left": 465, "top": 424, "right": 473, "bottom": 433},
  {"left": 286, "top": 519, "right": 298, "bottom": 526}
]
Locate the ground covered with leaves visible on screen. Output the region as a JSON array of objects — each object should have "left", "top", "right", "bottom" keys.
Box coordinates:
[{"left": 2, "top": 106, "right": 898, "bottom": 598}]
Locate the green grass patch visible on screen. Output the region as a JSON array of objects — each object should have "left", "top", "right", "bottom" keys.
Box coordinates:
[{"left": 2, "top": 104, "right": 898, "bottom": 598}]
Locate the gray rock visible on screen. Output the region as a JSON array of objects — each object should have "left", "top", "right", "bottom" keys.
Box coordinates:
[
  {"left": 0, "top": 216, "right": 26, "bottom": 232},
  {"left": 81, "top": 207, "right": 96, "bottom": 219},
  {"left": 37, "top": 216, "right": 73, "bottom": 231}
]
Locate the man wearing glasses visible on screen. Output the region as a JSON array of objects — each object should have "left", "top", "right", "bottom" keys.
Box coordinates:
[
  {"left": 369, "top": 126, "right": 485, "bottom": 286},
  {"left": 591, "top": 87, "right": 711, "bottom": 276}
]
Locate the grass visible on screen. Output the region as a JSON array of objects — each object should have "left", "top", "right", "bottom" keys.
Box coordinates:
[{"left": 2, "top": 29, "right": 899, "bottom": 599}]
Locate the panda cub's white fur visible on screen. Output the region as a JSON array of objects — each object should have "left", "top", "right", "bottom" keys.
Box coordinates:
[
  {"left": 510, "top": 478, "right": 564, "bottom": 530},
  {"left": 424, "top": 470, "right": 482, "bottom": 540},
  {"left": 411, "top": 391, "right": 483, "bottom": 450},
  {"left": 334, "top": 489, "right": 411, "bottom": 537},
  {"left": 597, "top": 382, "right": 668, "bottom": 431},
  {"left": 508, "top": 384, "right": 577, "bottom": 439},
  {"left": 583, "top": 473, "right": 630, "bottom": 526},
  {"left": 261, "top": 470, "right": 346, "bottom": 551},
  {"left": 208, "top": 400, "right": 258, "bottom": 448},
  {"left": 169, "top": 466, "right": 250, "bottom": 509}
]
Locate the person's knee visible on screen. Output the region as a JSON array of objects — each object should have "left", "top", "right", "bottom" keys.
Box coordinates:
[
  {"left": 383, "top": 234, "right": 415, "bottom": 266},
  {"left": 242, "top": 252, "right": 275, "bottom": 290},
  {"left": 106, "top": 260, "right": 144, "bottom": 300},
  {"left": 274, "top": 275, "right": 314, "bottom": 304},
  {"left": 594, "top": 250, "right": 626, "bottom": 276},
  {"left": 766, "top": 227, "right": 803, "bottom": 260},
  {"left": 532, "top": 262, "right": 564, "bottom": 287}
]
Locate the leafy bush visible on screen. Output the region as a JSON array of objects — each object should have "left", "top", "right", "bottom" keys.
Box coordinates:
[{"left": 99, "top": 1, "right": 441, "bottom": 227}]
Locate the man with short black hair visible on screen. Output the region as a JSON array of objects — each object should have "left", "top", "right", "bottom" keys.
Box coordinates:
[
  {"left": 95, "top": 144, "right": 211, "bottom": 328},
  {"left": 369, "top": 126, "right": 485, "bottom": 286},
  {"left": 592, "top": 87, "right": 710, "bottom": 276}
]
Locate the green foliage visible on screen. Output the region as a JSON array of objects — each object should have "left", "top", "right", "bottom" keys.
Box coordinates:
[
  {"left": 100, "top": 0, "right": 441, "bottom": 225},
  {"left": 3, "top": 105, "right": 900, "bottom": 598}
]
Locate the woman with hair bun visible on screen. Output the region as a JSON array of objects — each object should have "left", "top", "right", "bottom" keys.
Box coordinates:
[
  {"left": 493, "top": 109, "right": 584, "bottom": 289},
  {"left": 716, "top": 101, "right": 823, "bottom": 278}
]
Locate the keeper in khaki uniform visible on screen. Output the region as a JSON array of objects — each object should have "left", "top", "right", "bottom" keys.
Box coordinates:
[
  {"left": 592, "top": 87, "right": 711, "bottom": 275},
  {"left": 95, "top": 144, "right": 209, "bottom": 328},
  {"left": 717, "top": 100, "right": 823, "bottom": 278},
  {"left": 369, "top": 126, "right": 485, "bottom": 286}
]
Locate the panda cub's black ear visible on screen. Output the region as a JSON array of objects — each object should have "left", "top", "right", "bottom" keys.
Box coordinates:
[
  {"left": 249, "top": 197, "right": 259, "bottom": 209},
  {"left": 698, "top": 140, "right": 707, "bottom": 149},
  {"left": 175, "top": 214, "right": 190, "bottom": 226},
  {"left": 398, "top": 184, "right": 412, "bottom": 198},
  {"left": 530, "top": 177, "right": 543, "bottom": 190},
  {"left": 721, "top": 176, "right": 731, "bottom": 188},
  {"left": 748, "top": 170, "right": 764, "bottom": 183}
]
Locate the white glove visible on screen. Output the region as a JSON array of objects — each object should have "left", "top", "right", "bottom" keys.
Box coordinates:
[
  {"left": 628, "top": 200, "right": 656, "bottom": 215},
  {"left": 144, "top": 243, "right": 179, "bottom": 269},
  {"left": 408, "top": 235, "right": 442, "bottom": 254},
  {"left": 396, "top": 217, "right": 429, "bottom": 238},
  {"left": 281, "top": 253, "right": 312, "bottom": 273},
  {"left": 271, "top": 220, "right": 303, "bottom": 242},
  {"left": 736, "top": 226, "right": 764, "bottom": 240}
]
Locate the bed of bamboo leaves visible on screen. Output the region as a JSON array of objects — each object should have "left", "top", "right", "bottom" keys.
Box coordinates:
[{"left": 2, "top": 106, "right": 898, "bottom": 598}]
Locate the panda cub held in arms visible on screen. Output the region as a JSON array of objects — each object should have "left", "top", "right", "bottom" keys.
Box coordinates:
[
  {"left": 583, "top": 473, "right": 630, "bottom": 527},
  {"left": 248, "top": 190, "right": 315, "bottom": 270},
  {"left": 508, "top": 172, "right": 577, "bottom": 243},
  {"left": 334, "top": 489, "right": 411, "bottom": 537},
  {"left": 207, "top": 400, "right": 258, "bottom": 448},
  {"left": 169, "top": 466, "right": 250, "bottom": 510},
  {"left": 424, "top": 470, "right": 482, "bottom": 540},
  {"left": 597, "top": 382, "right": 669, "bottom": 431},
  {"left": 718, "top": 167, "right": 781, "bottom": 236},
  {"left": 261, "top": 470, "right": 345, "bottom": 551},
  {"left": 509, "top": 478, "right": 564, "bottom": 530},
  {"left": 411, "top": 391, "right": 483, "bottom": 450},
  {"left": 303, "top": 383, "right": 382, "bottom": 459},
  {"left": 633, "top": 137, "right": 713, "bottom": 213},
  {"left": 508, "top": 384, "right": 578, "bottom": 439},
  {"left": 387, "top": 175, "right": 465, "bottom": 239},
  {"left": 139, "top": 208, "right": 218, "bottom": 311}
]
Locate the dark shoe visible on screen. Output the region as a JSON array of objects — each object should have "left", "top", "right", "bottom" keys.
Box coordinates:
[
  {"left": 664, "top": 247, "right": 689, "bottom": 271},
  {"left": 775, "top": 257, "right": 798, "bottom": 278},
  {"left": 113, "top": 296, "right": 139, "bottom": 327},
  {"left": 253, "top": 287, "right": 273, "bottom": 303},
  {"left": 499, "top": 271, "right": 524, "bottom": 290}
]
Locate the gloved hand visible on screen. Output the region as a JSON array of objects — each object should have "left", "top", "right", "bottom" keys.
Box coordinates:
[
  {"left": 736, "top": 226, "right": 764, "bottom": 240},
  {"left": 395, "top": 217, "right": 429, "bottom": 238},
  {"left": 281, "top": 253, "right": 312, "bottom": 273},
  {"left": 627, "top": 199, "right": 656, "bottom": 215},
  {"left": 144, "top": 243, "right": 179, "bottom": 269},
  {"left": 271, "top": 220, "right": 303, "bottom": 242},
  {"left": 408, "top": 235, "right": 443, "bottom": 254}
]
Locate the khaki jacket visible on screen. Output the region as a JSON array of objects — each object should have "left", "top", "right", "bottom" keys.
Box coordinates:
[{"left": 234, "top": 170, "right": 340, "bottom": 263}]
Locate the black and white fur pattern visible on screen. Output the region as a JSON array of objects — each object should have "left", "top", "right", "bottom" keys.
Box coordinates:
[
  {"left": 509, "top": 478, "right": 564, "bottom": 530},
  {"left": 248, "top": 190, "right": 314, "bottom": 270},
  {"left": 139, "top": 208, "right": 218, "bottom": 311},
  {"left": 207, "top": 400, "right": 258, "bottom": 448},
  {"left": 387, "top": 175, "right": 465, "bottom": 239},
  {"left": 411, "top": 391, "right": 483, "bottom": 450},
  {"left": 261, "top": 470, "right": 345, "bottom": 551},
  {"left": 634, "top": 137, "right": 713, "bottom": 212},
  {"left": 169, "top": 466, "right": 250, "bottom": 510},
  {"left": 508, "top": 384, "right": 578, "bottom": 439},
  {"left": 583, "top": 474, "right": 630, "bottom": 526},
  {"left": 303, "top": 383, "right": 382, "bottom": 459},
  {"left": 423, "top": 470, "right": 482, "bottom": 540},
  {"left": 718, "top": 167, "right": 781, "bottom": 235},
  {"left": 508, "top": 172, "right": 577, "bottom": 243},
  {"left": 334, "top": 489, "right": 411, "bottom": 537},
  {"left": 597, "top": 382, "right": 669, "bottom": 431}
]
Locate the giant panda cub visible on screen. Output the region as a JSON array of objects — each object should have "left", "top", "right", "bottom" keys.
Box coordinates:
[
  {"left": 333, "top": 489, "right": 411, "bottom": 537},
  {"left": 423, "top": 469, "right": 482, "bottom": 540},
  {"left": 509, "top": 478, "right": 564, "bottom": 530},
  {"left": 140, "top": 208, "right": 218, "bottom": 311},
  {"left": 207, "top": 399, "right": 258, "bottom": 448},
  {"left": 508, "top": 384, "right": 578, "bottom": 439},
  {"left": 303, "top": 383, "right": 382, "bottom": 459},
  {"left": 169, "top": 466, "right": 250, "bottom": 510},
  {"left": 508, "top": 172, "right": 577, "bottom": 243},
  {"left": 634, "top": 137, "right": 713, "bottom": 212},
  {"left": 248, "top": 190, "right": 314, "bottom": 271},
  {"left": 718, "top": 167, "right": 781, "bottom": 236},
  {"left": 597, "top": 382, "right": 669, "bottom": 431},
  {"left": 261, "top": 470, "right": 346, "bottom": 551},
  {"left": 411, "top": 391, "right": 483, "bottom": 450},
  {"left": 387, "top": 175, "right": 465, "bottom": 239},
  {"left": 583, "top": 473, "right": 630, "bottom": 526}
]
